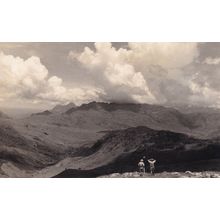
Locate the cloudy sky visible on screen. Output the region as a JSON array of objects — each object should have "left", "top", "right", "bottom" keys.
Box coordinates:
[{"left": 1, "top": 42, "right": 220, "bottom": 112}]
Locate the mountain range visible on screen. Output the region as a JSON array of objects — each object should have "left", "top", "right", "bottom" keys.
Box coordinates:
[{"left": 1, "top": 102, "right": 220, "bottom": 177}]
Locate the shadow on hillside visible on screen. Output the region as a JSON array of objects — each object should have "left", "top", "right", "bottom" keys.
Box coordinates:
[{"left": 53, "top": 158, "right": 220, "bottom": 178}]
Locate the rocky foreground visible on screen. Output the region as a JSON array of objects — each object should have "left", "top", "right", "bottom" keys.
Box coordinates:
[{"left": 101, "top": 171, "right": 220, "bottom": 178}]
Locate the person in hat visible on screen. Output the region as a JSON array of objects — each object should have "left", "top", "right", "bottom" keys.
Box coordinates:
[
  {"left": 138, "top": 159, "right": 145, "bottom": 176},
  {"left": 147, "top": 158, "right": 156, "bottom": 175}
]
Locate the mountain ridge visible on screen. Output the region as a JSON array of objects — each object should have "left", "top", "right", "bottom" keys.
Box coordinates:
[
  {"left": 2, "top": 102, "right": 220, "bottom": 177},
  {"left": 53, "top": 126, "right": 220, "bottom": 178}
]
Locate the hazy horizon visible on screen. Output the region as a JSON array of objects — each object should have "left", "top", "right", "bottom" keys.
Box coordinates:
[{"left": 2, "top": 100, "right": 220, "bottom": 119}]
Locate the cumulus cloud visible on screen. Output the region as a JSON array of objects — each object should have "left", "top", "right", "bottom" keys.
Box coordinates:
[
  {"left": 203, "top": 57, "right": 220, "bottom": 65},
  {"left": 76, "top": 42, "right": 198, "bottom": 70},
  {"left": 0, "top": 52, "right": 100, "bottom": 106},
  {"left": 189, "top": 78, "right": 220, "bottom": 107},
  {"left": 70, "top": 42, "right": 201, "bottom": 105},
  {"left": 128, "top": 42, "right": 199, "bottom": 69},
  {"left": 3, "top": 43, "right": 220, "bottom": 109}
]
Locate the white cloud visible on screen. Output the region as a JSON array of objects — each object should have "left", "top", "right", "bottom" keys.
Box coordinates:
[
  {"left": 3, "top": 43, "right": 220, "bottom": 109},
  {"left": 189, "top": 80, "right": 220, "bottom": 107},
  {"left": 203, "top": 57, "right": 220, "bottom": 65},
  {"left": 128, "top": 42, "right": 199, "bottom": 69},
  {"left": 0, "top": 52, "right": 100, "bottom": 106},
  {"left": 70, "top": 42, "right": 200, "bottom": 105},
  {"left": 76, "top": 42, "right": 198, "bottom": 69}
]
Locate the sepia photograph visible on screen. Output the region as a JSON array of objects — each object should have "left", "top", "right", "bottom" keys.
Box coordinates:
[
  {"left": 2, "top": 1, "right": 220, "bottom": 220},
  {"left": 1, "top": 42, "right": 220, "bottom": 178}
]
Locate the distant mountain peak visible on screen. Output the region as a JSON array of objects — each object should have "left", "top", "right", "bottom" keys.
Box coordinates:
[
  {"left": 65, "top": 101, "right": 147, "bottom": 114},
  {"left": 52, "top": 102, "right": 76, "bottom": 113},
  {"left": 31, "top": 110, "right": 52, "bottom": 116},
  {"left": 0, "top": 110, "right": 9, "bottom": 119}
]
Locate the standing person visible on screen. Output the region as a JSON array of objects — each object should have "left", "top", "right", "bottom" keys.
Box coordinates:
[
  {"left": 138, "top": 159, "right": 145, "bottom": 176},
  {"left": 147, "top": 158, "right": 156, "bottom": 175}
]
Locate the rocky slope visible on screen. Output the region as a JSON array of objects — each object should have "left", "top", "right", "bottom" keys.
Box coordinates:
[
  {"left": 12, "top": 102, "right": 220, "bottom": 156},
  {"left": 100, "top": 171, "right": 220, "bottom": 178},
  {"left": 53, "top": 126, "right": 220, "bottom": 178},
  {"left": 2, "top": 102, "right": 220, "bottom": 177},
  {"left": 0, "top": 116, "right": 64, "bottom": 177}
]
